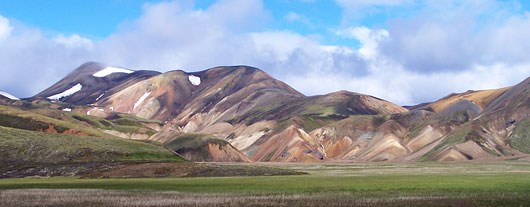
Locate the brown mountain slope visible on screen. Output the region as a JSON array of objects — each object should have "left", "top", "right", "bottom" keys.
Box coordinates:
[
  {"left": 421, "top": 87, "right": 511, "bottom": 113},
  {"left": 229, "top": 90, "right": 407, "bottom": 126},
  {"left": 478, "top": 76, "right": 530, "bottom": 154},
  {"left": 96, "top": 70, "right": 194, "bottom": 122},
  {"left": 220, "top": 91, "right": 407, "bottom": 162},
  {"left": 94, "top": 66, "right": 302, "bottom": 122},
  {"left": 86, "top": 65, "right": 305, "bottom": 162}
]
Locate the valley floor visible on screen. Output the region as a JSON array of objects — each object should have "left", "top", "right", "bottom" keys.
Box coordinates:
[{"left": 1, "top": 160, "right": 530, "bottom": 207}]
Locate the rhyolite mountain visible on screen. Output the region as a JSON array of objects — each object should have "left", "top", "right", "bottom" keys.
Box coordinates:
[
  {"left": 32, "top": 62, "right": 161, "bottom": 105},
  {"left": 3, "top": 62, "right": 529, "bottom": 162}
]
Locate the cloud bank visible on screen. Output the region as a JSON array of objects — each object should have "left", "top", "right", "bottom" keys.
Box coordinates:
[{"left": 0, "top": 0, "right": 529, "bottom": 106}]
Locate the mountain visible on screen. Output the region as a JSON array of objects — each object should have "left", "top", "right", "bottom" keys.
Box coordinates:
[
  {"left": 31, "top": 62, "right": 161, "bottom": 105},
  {"left": 9, "top": 62, "right": 530, "bottom": 163},
  {"left": 94, "top": 66, "right": 302, "bottom": 122}
]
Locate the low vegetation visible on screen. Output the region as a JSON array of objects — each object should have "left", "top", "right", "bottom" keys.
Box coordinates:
[
  {"left": 165, "top": 134, "right": 229, "bottom": 151},
  {"left": 1, "top": 161, "right": 529, "bottom": 206},
  {"left": 164, "top": 133, "right": 230, "bottom": 161},
  {"left": 228, "top": 97, "right": 351, "bottom": 126},
  {"left": 510, "top": 119, "right": 530, "bottom": 153},
  {"left": 64, "top": 112, "right": 158, "bottom": 137},
  {"left": 0, "top": 126, "right": 185, "bottom": 166},
  {"left": 418, "top": 128, "right": 472, "bottom": 161},
  {"left": 0, "top": 105, "right": 108, "bottom": 137},
  {"left": 114, "top": 113, "right": 163, "bottom": 125},
  {"left": 0, "top": 103, "right": 160, "bottom": 138}
]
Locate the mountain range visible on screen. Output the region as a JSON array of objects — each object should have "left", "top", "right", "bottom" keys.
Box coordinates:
[{"left": 1, "top": 62, "right": 529, "bottom": 163}]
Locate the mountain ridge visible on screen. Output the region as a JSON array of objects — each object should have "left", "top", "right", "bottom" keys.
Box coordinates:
[{"left": 1, "top": 61, "right": 528, "bottom": 163}]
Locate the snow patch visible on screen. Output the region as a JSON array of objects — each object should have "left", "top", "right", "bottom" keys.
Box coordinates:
[
  {"left": 93, "top": 67, "right": 133, "bottom": 77},
  {"left": 188, "top": 75, "right": 201, "bottom": 85},
  {"left": 320, "top": 143, "right": 327, "bottom": 157},
  {"left": 62, "top": 108, "right": 72, "bottom": 112},
  {"left": 0, "top": 91, "right": 19, "bottom": 100},
  {"left": 95, "top": 93, "right": 104, "bottom": 101},
  {"left": 47, "top": 83, "right": 82, "bottom": 100},
  {"left": 86, "top": 107, "right": 104, "bottom": 115},
  {"left": 134, "top": 92, "right": 151, "bottom": 109}
]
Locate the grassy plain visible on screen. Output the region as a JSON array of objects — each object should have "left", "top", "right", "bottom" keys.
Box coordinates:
[{"left": 1, "top": 161, "right": 530, "bottom": 206}]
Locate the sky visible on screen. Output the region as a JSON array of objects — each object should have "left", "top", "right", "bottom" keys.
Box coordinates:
[{"left": 0, "top": 0, "right": 529, "bottom": 106}]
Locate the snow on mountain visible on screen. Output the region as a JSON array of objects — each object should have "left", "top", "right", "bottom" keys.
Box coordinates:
[
  {"left": 47, "top": 83, "right": 83, "bottom": 100},
  {"left": 95, "top": 93, "right": 105, "bottom": 101},
  {"left": 134, "top": 92, "right": 151, "bottom": 109},
  {"left": 188, "top": 75, "right": 201, "bottom": 85},
  {"left": 93, "top": 67, "right": 133, "bottom": 77},
  {"left": 0, "top": 91, "right": 20, "bottom": 100}
]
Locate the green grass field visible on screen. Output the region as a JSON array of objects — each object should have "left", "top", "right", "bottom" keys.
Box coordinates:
[{"left": 1, "top": 161, "right": 530, "bottom": 206}]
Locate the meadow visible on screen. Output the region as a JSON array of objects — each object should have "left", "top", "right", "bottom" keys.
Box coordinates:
[{"left": 1, "top": 161, "right": 530, "bottom": 206}]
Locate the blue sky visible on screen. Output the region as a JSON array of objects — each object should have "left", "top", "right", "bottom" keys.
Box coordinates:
[
  {"left": 0, "top": 0, "right": 530, "bottom": 105},
  {"left": 0, "top": 0, "right": 348, "bottom": 44},
  {"left": 0, "top": 0, "right": 439, "bottom": 48}
]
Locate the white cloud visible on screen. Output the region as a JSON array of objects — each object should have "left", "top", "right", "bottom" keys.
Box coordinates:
[
  {"left": 53, "top": 34, "right": 94, "bottom": 49},
  {"left": 0, "top": 17, "right": 94, "bottom": 98},
  {"left": 373, "top": 1, "right": 530, "bottom": 74},
  {"left": 0, "top": 15, "right": 12, "bottom": 43},
  {"left": 335, "top": 27, "right": 388, "bottom": 60},
  {"left": 0, "top": 0, "right": 529, "bottom": 107},
  {"left": 284, "top": 12, "right": 312, "bottom": 27},
  {"left": 285, "top": 12, "right": 301, "bottom": 22},
  {"left": 484, "top": 11, "right": 530, "bottom": 63}
]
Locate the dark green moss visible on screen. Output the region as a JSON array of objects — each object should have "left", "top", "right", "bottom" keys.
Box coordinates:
[
  {"left": 372, "top": 115, "right": 390, "bottom": 129},
  {"left": 114, "top": 118, "right": 144, "bottom": 127},
  {"left": 165, "top": 134, "right": 228, "bottom": 151},
  {"left": 0, "top": 114, "right": 50, "bottom": 131}
]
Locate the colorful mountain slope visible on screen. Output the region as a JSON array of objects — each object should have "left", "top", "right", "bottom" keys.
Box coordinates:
[{"left": 20, "top": 62, "right": 530, "bottom": 163}]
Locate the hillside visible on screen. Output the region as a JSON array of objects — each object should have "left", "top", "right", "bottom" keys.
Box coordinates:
[
  {"left": 0, "top": 125, "right": 303, "bottom": 178},
  {"left": 0, "top": 126, "right": 184, "bottom": 165}
]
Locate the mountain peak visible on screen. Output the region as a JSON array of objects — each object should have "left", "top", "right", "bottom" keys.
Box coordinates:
[
  {"left": 31, "top": 62, "right": 159, "bottom": 104},
  {"left": 325, "top": 90, "right": 363, "bottom": 97}
]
